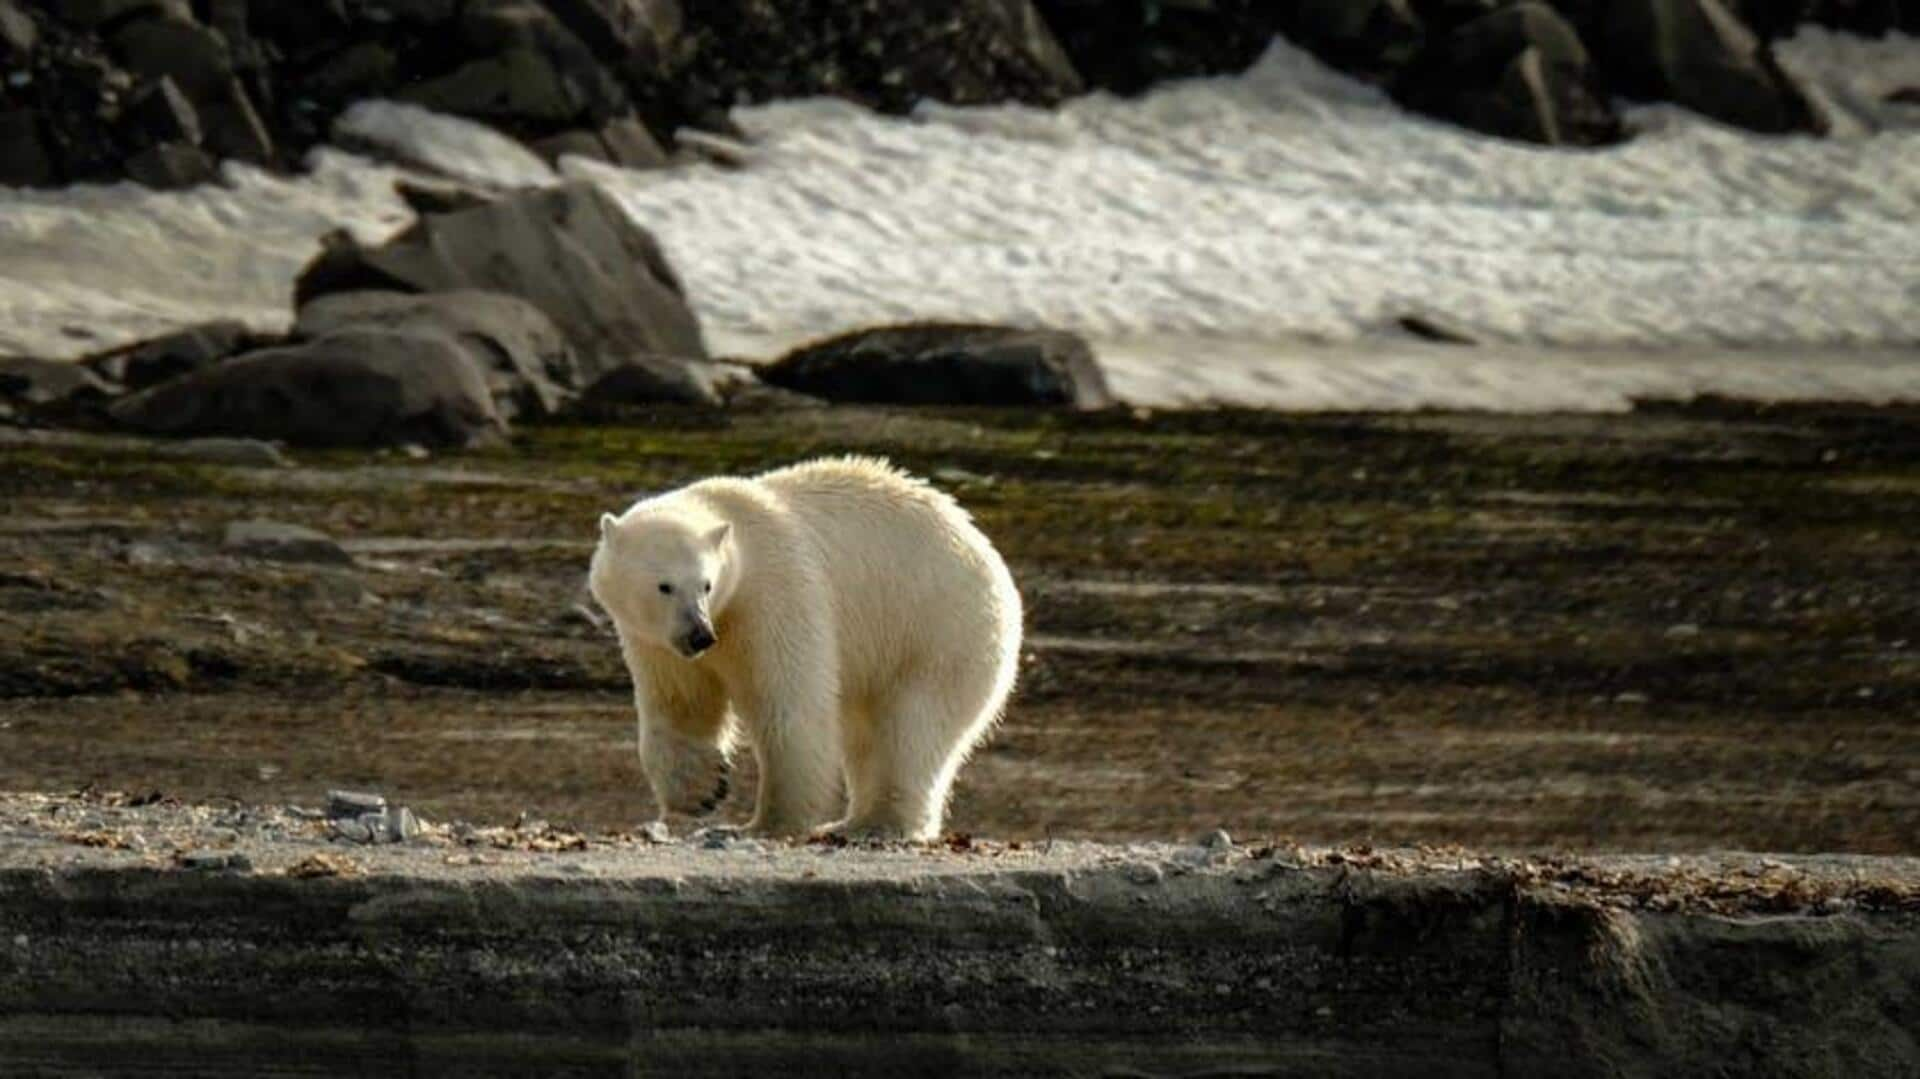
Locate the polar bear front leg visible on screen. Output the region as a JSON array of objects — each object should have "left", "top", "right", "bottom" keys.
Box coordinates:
[
  {"left": 626, "top": 644, "right": 735, "bottom": 821},
  {"left": 728, "top": 638, "right": 844, "bottom": 838}
]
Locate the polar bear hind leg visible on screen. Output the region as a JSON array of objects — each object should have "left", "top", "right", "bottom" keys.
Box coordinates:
[{"left": 835, "top": 656, "right": 1013, "bottom": 841}]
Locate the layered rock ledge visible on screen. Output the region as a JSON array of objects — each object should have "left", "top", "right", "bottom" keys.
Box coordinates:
[{"left": 1, "top": 792, "right": 1916, "bottom": 1077}]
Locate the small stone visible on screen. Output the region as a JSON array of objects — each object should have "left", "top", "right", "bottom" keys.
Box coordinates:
[
  {"left": 171, "top": 438, "right": 288, "bottom": 468},
  {"left": 1197, "top": 828, "right": 1233, "bottom": 850},
  {"left": 1614, "top": 691, "right": 1650, "bottom": 705},
  {"left": 328, "top": 818, "right": 376, "bottom": 844},
  {"left": 1663, "top": 623, "right": 1701, "bottom": 639},
  {"left": 1397, "top": 313, "right": 1478, "bottom": 345},
  {"left": 326, "top": 789, "right": 387, "bottom": 819},
  {"left": 180, "top": 850, "right": 245, "bottom": 870},
  {"left": 224, "top": 520, "right": 351, "bottom": 564},
  {"left": 640, "top": 820, "right": 672, "bottom": 844},
  {"left": 381, "top": 806, "right": 421, "bottom": 843},
  {"left": 1125, "top": 862, "right": 1164, "bottom": 885},
  {"left": 10, "top": 934, "right": 25, "bottom": 948}
]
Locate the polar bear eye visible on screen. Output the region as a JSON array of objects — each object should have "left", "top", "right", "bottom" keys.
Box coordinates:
[{"left": 658, "top": 582, "right": 673, "bottom": 595}]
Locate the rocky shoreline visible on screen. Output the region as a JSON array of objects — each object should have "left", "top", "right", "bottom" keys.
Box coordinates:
[{"left": 3, "top": 0, "right": 1912, "bottom": 193}]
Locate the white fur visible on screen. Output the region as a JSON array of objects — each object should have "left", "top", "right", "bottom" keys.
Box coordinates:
[{"left": 588, "top": 456, "right": 1024, "bottom": 840}]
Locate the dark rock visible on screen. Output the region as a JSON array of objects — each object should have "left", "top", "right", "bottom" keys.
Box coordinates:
[
  {"left": 378, "top": 0, "right": 461, "bottom": 22},
  {"left": 108, "top": 330, "right": 505, "bottom": 448},
  {"left": 1888, "top": 87, "right": 1920, "bottom": 106},
  {"left": 109, "top": 11, "right": 232, "bottom": 99},
  {"left": 244, "top": 0, "right": 350, "bottom": 58},
  {"left": 325, "top": 789, "right": 388, "bottom": 819},
  {"left": 572, "top": 358, "right": 701, "bottom": 410},
  {"left": 1395, "top": 2, "right": 1621, "bottom": 146},
  {"left": 675, "top": 0, "right": 1081, "bottom": 117},
  {"left": 300, "top": 41, "right": 401, "bottom": 101},
  {"left": 222, "top": 519, "right": 351, "bottom": 564},
  {"left": 123, "top": 140, "right": 217, "bottom": 188},
  {"left": 1590, "top": 0, "right": 1822, "bottom": 134},
  {"left": 402, "top": 49, "right": 585, "bottom": 129},
  {"left": 1407, "top": 0, "right": 1501, "bottom": 32},
  {"left": 116, "top": 75, "right": 202, "bottom": 151},
  {"left": 760, "top": 323, "right": 1115, "bottom": 409},
  {"left": 597, "top": 115, "right": 668, "bottom": 167},
  {"left": 0, "top": 110, "right": 57, "bottom": 187},
  {"left": 1796, "top": 0, "right": 1903, "bottom": 35},
  {"left": 0, "top": 0, "right": 37, "bottom": 59},
  {"left": 0, "top": 357, "right": 118, "bottom": 416},
  {"left": 166, "top": 438, "right": 287, "bottom": 467},
  {"left": 717, "top": 378, "right": 826, "bottom": 412},
  {"left": 532, "top": 115, "right": 668, "bottom": 167},
  {"left": 541, "top": 0, "right": 683, "bottom": 74},
  {"left": 1283, "top": 0, "right": 1426, "bottom": 75},
  {"left": 400, "top": 1, "right": 628, "bottom": 133},
  {"left": 195, "top": 77, "right": 274, "bottom": 164},
  {"left": 1033, "top": 0, "right": 1278, "bottom": 95},
  {"left": 44, "top": 0, "right": 178, "bottom": 30},
  {"left": 1398, "top": 314, "right": 1479, "bottom": 345},
  {"left": 531, "top": 128, "right": 613, "bottom": 164},
  {"left": 84, "top": 320, "right": 251, "bottom": 390},
  {"left": 177, "top": 850, "right": 250, "bottom": 871},
  {"left": 393, "top": 178, "right": 498, "bottom": 217},
  {"left": 1730, "top": 0, "right": 1818, "bottom": 37},
  {"left": 293, "top": 229, "right": 417, "bottom": 301},
  {"left": 12, "top": 24, "right": 128, "bottom": 183},
  {"left": 293, "top": 181, "right": 712, "bottom": 400},
  {"left": 295, "top": 290, "right": 582, "bottom": 421}
]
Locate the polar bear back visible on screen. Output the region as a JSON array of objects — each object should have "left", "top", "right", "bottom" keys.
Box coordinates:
[{"left": 696, "top": 456, "right": 1020, "bottom": 706}]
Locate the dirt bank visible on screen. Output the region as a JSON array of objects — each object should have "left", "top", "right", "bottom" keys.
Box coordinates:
[{"left": 1, "top": 791, "right": 1917, "bottom": 1077}]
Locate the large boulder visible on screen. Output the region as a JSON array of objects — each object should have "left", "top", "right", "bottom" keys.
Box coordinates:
[
  {"left": 0, "top": 109, "right": 57, "bottom": 187},
  {"left": 294, "top": 181, "right": 713, "bottom": 403},
  {"left": 399, "top": 1, "right": 629, "bottom": 135},
  {"left": 295, "top": 290, "right": 582, "bottom": 421},
  {"left": 1282, "top": 0, "right": 1426, "bottom": 76},
  {"left": 1587, "top": 0, "right": 1823, "bottom": 133},
  {"left": 531, "top": 115, "right": 668, "bottom": 168},
  {"left": 759, "top": 323, "right": 1115, "bottom": 409},
  {"left": 84, "top": 319, "right": 251, "bottom": 390},
  {"left": 108, "top": 331, "right": 504, "bottom": 448},
  {"left": 108, "top": 11, "right": 232, "bottom": 99},
  {"left": 0, "top": 0, "right": 38, "bottom": 61},
  {"left": 1395, "top": 3, "right": 1622, "bottom": 146},
  {"left": 673, "top": 0, "right": 1081, "bottom": 117},
  {"left": 542, "top": 0, "right": 684, "bottom": 79},
  {"left": 0, "top": 356, "right": 118, "bottom": 425},
  {"left": 1031, "top": 0, "right": 1280, "bottom": 94},
  {"left": 1737, "top": 0, "right": 1915, "bottom": 37}
]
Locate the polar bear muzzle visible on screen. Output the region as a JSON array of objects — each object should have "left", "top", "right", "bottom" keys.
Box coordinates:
[{"left": 675, "top": 614, "right": 717, "bottom": 658}]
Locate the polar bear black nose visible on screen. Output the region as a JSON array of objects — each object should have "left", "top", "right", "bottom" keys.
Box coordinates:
[{"left": 684, "top": 625, "right": 717, "bottom": 655}]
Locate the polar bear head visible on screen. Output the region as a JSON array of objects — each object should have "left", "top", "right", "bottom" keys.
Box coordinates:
[{"left": 589, "top": 509, "right": 734, "bottom": 660}]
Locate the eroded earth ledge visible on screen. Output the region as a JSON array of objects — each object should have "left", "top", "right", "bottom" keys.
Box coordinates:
[{"left": 1, "top": 793, "right": 1916, "bottom": 1078}]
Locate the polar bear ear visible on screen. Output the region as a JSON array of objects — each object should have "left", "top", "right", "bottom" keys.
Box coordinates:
[
  {"left": 599, "top": 512, "right": 617, "bottom": 540},
  {"left": 705, "top": 522, "right": 731, "bottom": 548}
]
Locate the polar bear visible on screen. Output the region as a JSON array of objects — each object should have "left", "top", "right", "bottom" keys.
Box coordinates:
[{"left": 588, "top": 456, "right": 1023, "bottom": 840}]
